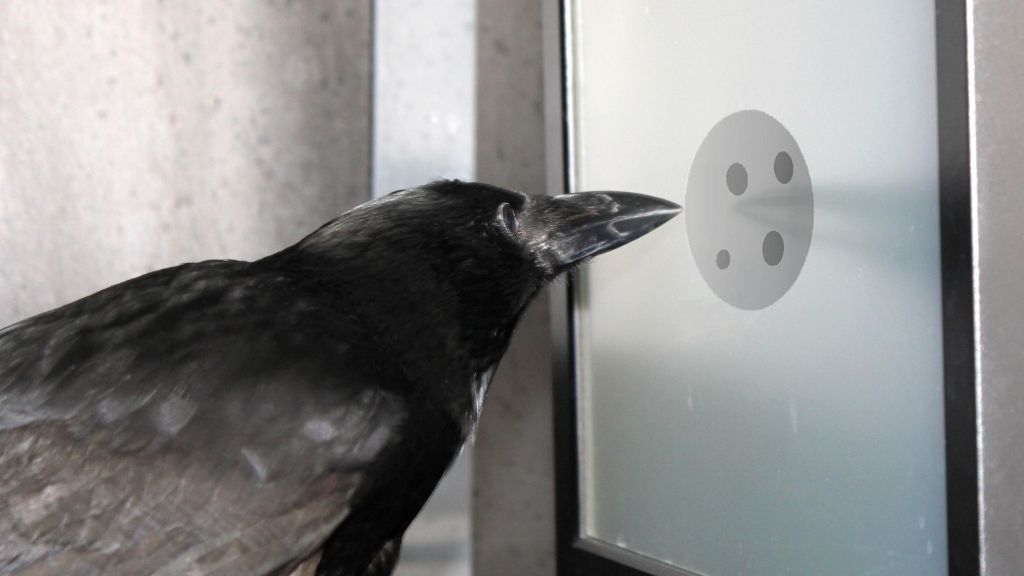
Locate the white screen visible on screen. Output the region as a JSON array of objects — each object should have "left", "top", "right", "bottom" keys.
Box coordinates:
[{"left": 572, "top": 1, "right": 948, "bottom": 575}]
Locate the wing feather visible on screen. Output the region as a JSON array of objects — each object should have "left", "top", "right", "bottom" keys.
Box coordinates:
[{"left": 0, "top": 261, "right": 404, "bottom": 575}]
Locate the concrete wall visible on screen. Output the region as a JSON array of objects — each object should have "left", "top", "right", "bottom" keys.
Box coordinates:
[
  {"left": 971, "top": 1, "right": 1024, "bottom": 573},
  {"left": 0, "top": 0, "right": 371, "bottom": 326},
  {"left": 472, "top": 1, "right": 556, "bottom": 575}
]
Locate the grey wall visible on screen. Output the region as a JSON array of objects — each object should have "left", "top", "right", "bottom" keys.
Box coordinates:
[
  {"left": 0, "top": 0, "right": 371, "bottom": 326},
  {"left": 971, "top": 1, "right": 1024, "bottom": 574},
  {"left": 472, "top": 1, "right": 556, "bottom": 575}
]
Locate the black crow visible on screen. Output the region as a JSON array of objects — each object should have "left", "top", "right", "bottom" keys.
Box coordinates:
[{"left": 0, "top": 180, "right": 679, "bottom": 576}]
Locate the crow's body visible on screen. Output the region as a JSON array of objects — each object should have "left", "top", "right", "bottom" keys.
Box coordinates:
[
  {"left": 0, "top": 260, "right": 449, "bottom": 576},
  {"left": 0, "top": 181, "right": 679, "bottom": 575}
]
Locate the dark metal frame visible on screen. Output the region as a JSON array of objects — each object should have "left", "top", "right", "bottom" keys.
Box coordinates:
[{"left": 551, "top": 1, "right": 979, "bottom": 575}]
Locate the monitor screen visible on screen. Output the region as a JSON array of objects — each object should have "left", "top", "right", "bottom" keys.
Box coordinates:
[{"left": 569, "top": 1, "right": 948, "bottom": 575}]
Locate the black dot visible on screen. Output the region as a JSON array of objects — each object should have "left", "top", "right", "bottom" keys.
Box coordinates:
[
  {"left": 726, "top": 163, "right": 747, "bottom": 195},
  {"left": 774, "top": 151, "right": 794, "bottom": 184},
  {"left": 762, "top": 231, "right": 784, "bottom": 266},
  {"left": 716, "top": 249, "right": 730, "bottom": 270}
]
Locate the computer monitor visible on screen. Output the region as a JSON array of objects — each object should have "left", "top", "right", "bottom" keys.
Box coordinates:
[{"left": 552, "top": 1, "right": 976, "bottom": 575}]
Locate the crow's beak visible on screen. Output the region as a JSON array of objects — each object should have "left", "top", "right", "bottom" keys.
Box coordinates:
[{"left": 547, "top": 191, "right": 681, "bottom": 268}]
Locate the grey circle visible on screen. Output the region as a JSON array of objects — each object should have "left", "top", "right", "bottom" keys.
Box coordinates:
[
  {"left": 716, "top": 249, "right": 731, "bottom": 270},
  {"left": 726, "top": 163, "right": 747, "bottom": 195},
  {"left": 686, "top": 110, "right": 813, "bottom": 310},
  {"left": 762, "top": 231, "right": 784, "bottom": 266},
  {"left": 774, "top": 151, "right": 794, "bottom": 184}
]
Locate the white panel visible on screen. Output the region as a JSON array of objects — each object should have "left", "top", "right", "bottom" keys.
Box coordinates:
[
  {"left": 571, "top": 1, "right": 948, "bottom": 575},
  {"left": 373, "top": 0, "right": 476, "bottom": 197}
]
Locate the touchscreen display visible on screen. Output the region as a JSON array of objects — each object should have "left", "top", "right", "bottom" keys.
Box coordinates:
[{"left": 571, "top": 2, "right": 948, "bottom": 575}]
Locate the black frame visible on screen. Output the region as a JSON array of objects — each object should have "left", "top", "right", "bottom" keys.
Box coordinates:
[{"left": 551, "top": 1, "right": 979, "bottom": 575}]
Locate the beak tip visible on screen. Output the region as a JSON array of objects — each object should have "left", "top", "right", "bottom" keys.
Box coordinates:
[
  {"left": 548, "top": 191, "right": 682, "bottom": 268},
  {"left": 652, "top": 197, "right": 683, "bottom": 214}
]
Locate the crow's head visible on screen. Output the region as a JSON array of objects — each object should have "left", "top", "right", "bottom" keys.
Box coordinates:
[
  {"left": 413, "top": 180, "right": 679, "bottom": 282},
  {"left": 295, "top": 180, "right": 677, "bottom": 298},
  {"left": 270, "top": 180, "right": 679, "bottom": 370}
]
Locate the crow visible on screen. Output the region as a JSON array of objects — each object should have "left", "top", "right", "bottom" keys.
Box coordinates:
[{"left": 0, "top": 180, "right": 679, "bottom": 576}]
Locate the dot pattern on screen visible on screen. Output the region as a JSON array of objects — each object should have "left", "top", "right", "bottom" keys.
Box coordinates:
[
  {"left": 686, "top": 110, "right": 814, "bottom": 310},
  {"left": 726, "top": 163, "right": 747, "bottom": 196},
  {"left": 716, "top": 249, "right": 731, "bottom": 270}
]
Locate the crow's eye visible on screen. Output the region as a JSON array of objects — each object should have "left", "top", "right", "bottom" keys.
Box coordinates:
[{"left": 497, "top": 203, "right": 519, "bottom": 236}]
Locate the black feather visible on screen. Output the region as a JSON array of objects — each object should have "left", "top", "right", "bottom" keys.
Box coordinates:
[{"left": 0, "top": 180, "right": 679, "bottom": 576}]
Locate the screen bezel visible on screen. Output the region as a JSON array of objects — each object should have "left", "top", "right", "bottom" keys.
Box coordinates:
[{"left": 550, "top": 1, "right": 979, "bottom": 575}]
